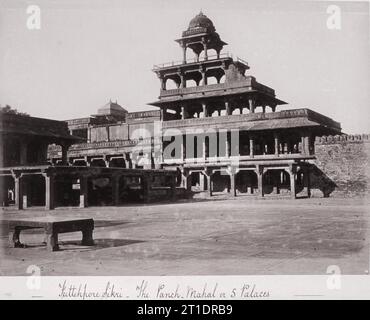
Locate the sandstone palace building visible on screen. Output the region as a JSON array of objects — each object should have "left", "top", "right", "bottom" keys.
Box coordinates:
[{"left": 1, "top": 12, "right": 369, "bottom": 210}]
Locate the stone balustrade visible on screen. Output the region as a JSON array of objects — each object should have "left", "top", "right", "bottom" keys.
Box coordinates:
[{"left": 315, "top": 134, "right": 370, "bottom": 144}]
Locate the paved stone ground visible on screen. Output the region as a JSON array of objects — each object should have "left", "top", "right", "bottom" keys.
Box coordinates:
[{"left": 0, "top": 197, "right": 369, "bottom": 276}]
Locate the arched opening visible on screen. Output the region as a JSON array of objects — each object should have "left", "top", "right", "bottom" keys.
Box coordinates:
[
  {"left": 110, "top": 158, "right": 126, "bottom": 168},
  {"left": 90, "top": 159, "right": 106, "bottom": 167},
  {"left": 0, "top": 176, "right": 15, "bottom": 207},
  {"left": 73, "top": 159, "right": 87, "bottom": 166},
  {"left": 207, "top": 77, "right": 218, "bottom": 85},
  {"left": 186, "top": 79, "right": 198, "bottom": 88},
  {"left": 262, "top": 169, "right": 290, "bottom": 196},
  {"left": 232, "top": 108, "right": 241, "bottom": 115},
  {"left": 219, "top": 74, "right": 226, "bottom": 84},
  {"left": 236, "top": 170, "right": 257, "bottom": 194},
  {"left": 25, "top": 175, "right": 46, "bottom": 207},
  {"left": 212, "top": 171, "right": 230, "bottom": 193},
  {"left": 165, "top": 78, "right": 179, "bottom": 90}
]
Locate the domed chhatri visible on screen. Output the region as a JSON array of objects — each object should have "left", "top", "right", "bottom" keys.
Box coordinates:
[{"left": 188, "top": 11, "right": 216, "bottom": 32}]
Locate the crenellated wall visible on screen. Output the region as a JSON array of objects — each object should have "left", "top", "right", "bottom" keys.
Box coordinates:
[{"left": 312, "top": 134, "right": 370, "bottom": 198}]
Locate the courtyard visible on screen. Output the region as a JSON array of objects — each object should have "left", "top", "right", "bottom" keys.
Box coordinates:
[{"left": 0, "top": 197, "right": 369, "bottom": 276}]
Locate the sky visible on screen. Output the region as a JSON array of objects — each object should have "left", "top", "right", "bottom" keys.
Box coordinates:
[{"left": 0, "top": 0, "right": 369, "bottom": 133}]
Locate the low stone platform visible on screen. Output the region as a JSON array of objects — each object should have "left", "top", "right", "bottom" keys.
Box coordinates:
[{"left": 5, "top": 217, "right": 94, "bottom": 251}]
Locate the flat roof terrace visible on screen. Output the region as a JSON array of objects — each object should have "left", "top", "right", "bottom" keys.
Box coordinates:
[{"left": 161, "top": 108, "right": 342, "bottom": 133}]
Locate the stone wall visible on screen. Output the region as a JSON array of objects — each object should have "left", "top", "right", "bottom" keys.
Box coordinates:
[{"left": 312, "top": 134, "right": 370, "bottom": 198}]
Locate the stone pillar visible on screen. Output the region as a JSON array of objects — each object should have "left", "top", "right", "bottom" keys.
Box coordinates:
[
  {"left": 274, "top": 133, "right": 279, "bottom": 157},
  {"left": 204, "top": 171, "right": 212, "bottom": 197},
  {"left": 181, "top": 135, "right": 186, "bottom": 161},
  {"left": 199, "top": 173, "right": 206, "bottom": 191},
  {"left": 112, "top": 175, "right": 120, "bottom": 205},
  {"left": 181, "top": 106, "right": 187, "bottom": 120},
  {"left": 202, "top": 136, "right": 207, "bottom": 160},
  {"left": 87, "top": 127, "right": 91, "bottom": 143},
  {"left": 225, "top": 100, "right": 231, "bottom": 115},
  {"left": 225, "top": 131, "right": 230, "bottom": 158},
  {"left": 304, "top": 135, "right": 310, "bottom": 155},
  {"left": 248, "top": 98, "right": 255, "bottom": 114},
  {"left": 305, "top": 166, "right": 311, "bottom": 198},
  {"left": 13, "top": 174, "right": 23, "bottom": 210},
  {"left": 201, "top": 70, "right": 207, "bottom": 85},
  {"left": 202, "top": 102, "right": 208, "bottom": 118},
  {"left": 44, "top": 173, "right": 55, "bottom": 210},
  {"left": 180, "top": 73, "right": 185, "bottom": 88},
  {"left": 79, "top": 175, "right": 88, "bottom": 208},
  {"left": 203, "top": 40, "right": 208, "bottom": 60},
  {"left": 229, "top": 171, "right": 237, "bottom": 197},
  {"left": 262, "top": 105, "right": 266, "bottom": 113},
  {"left": 249, "top": 136, "right": 254, "bottom": 158},
  {"left": 289, "top": 166, "right": 297, "bottom": 199},
  {"left": 20, "top": 142, "right": 28, "bottom": 165},
  {"left": 182, "top": 45, "right": 187, "bottom": 64},
  {"left": 256, "top": 166, "right": 264, "bottom": 197},
  {"left": 160, "top": 77, "right": 166, "bottom": 90},
  {"left": 106, "top": 126, "right": 110, "bottom": 142}
]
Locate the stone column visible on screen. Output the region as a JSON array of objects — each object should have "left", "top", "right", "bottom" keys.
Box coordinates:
[
  {"left": 274, "top": 133, "right": 279, "bottom": 157},
  {"left": 181, "top": 135, "right": 186, "bottom": 162},
  {"left": 203, "top": 170, "right": 213, "bottom": 197},
  {"left": 87, "top": 126, "right": 91, "bottom": 143},
  {"left": 202, "top": 135, "right": 207, "bottom": 160},
  {"left": 79, "top": 175, "right": 88, "bottom": 208},
  {"left": 256, "top": 166, "right": 264, "bottom": 197},
  {"left": 225, "top": 131, "right": 230, "bottom": 158},
  {"left": 225, "top": 100, "right": 231, "bottom": 115},
  {"left": 202, "top": 102, "right": 208, "bottom": 118},
  {"left": 305, "top": 166, "right": 311, "bottom": 198},
  {"left": 227, "top": 168, "right": 238, "bottom": 197},
  {"left": 201, "top": 71, "right": 207, "bottom": 86},
  {"left": 44, "top": 173, "right": 55, "bottom": 210},
  {"left": 182, "top": 45, "right": 187, "bottom": 64},
  {"left": 180, "top": 73, "right": 186, "bottom": 88},
  {"left": 181, "top": 170, "right": 191, "bottom": 191},
  {"left": 249, "top": 136, "right": 254, "bottom": 158},
  {"left": 160, "top": 77, "right": 166, "bottom": 90},
  {"left": 13, "top": 174, "right": 23, "bottom": 210},
  {"left": 203, "top": 40, "right": 208, "bottom": 60},
  {"left": 199, "top": 173, "right": 206, "bottom": 191},
  {"left": 248, "top": 98, "right": 255, "bottom": 114},
  {"left": 289, "top": 165, "right": 297, "bottom": 199},
  {"left": 181, "top": 106, "right": 187, "bottom": 120}
]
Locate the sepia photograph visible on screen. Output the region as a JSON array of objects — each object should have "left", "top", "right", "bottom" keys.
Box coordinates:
[{"left": 0, "top": 0, "right": 369, "bottom": 303}]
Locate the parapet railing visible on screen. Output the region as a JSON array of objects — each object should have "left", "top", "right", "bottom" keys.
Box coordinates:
[
  {"left": 162, "top": 108, "right": 341, "bottom": 131},
  {"left": 315, "top": 134, "right": 370, "bottom": 144},
  {"left": 153, "top": 52, "right": 233, "bottom": 70},
  {"left": 159, "top": 77, "right": 274, "bottom": 97}
]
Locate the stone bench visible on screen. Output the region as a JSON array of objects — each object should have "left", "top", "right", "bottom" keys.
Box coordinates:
[{"left": 5, "top": 217, "right": 94, "bottom": 252}]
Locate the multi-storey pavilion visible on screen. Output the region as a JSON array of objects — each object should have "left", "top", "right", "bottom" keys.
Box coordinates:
[{"left": 150, "top": 12, "right": 342, "bottom": 198}]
